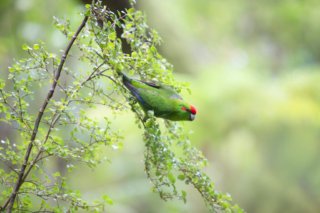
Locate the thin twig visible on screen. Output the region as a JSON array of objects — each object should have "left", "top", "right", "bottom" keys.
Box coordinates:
[
  {"left": 2, "top": 15, "right": 89, "bottom": 212},
  {"left": 21, "top": 113, "right": 61, "bottom": 184},
  {"left": 14, "top": 33, "right": 110, "bottom": 202}
]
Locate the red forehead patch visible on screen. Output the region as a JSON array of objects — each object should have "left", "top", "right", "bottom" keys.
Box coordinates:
[{"left": 190, "top": 105, "right": 197, "bottom": 114}]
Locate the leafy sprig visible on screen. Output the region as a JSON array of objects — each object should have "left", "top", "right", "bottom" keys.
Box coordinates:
[{"left": 0, "top": 1, "right": 243, "bottom": 212}]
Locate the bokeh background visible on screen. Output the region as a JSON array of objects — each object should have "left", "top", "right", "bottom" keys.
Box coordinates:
[{"left": 1, "top": 0, "right": 320, "bottom": 212}]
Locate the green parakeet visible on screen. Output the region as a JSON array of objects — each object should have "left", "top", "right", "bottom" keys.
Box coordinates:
[{"left": 121, "top": 73, "right": 197, "bottom": 121}]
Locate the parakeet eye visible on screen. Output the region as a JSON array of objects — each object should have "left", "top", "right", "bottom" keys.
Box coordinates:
[{"left": 181, "top": 106, "right": 187, "bottom": 111}]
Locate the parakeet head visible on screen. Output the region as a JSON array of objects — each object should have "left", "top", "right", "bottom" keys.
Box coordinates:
[{"left": 181, "top": 104, "right": 197, "bottom": 121}]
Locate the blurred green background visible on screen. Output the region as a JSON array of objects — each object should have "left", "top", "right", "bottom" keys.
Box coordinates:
[{"left": 1, "top": 0, "right": 320, "bottom": 212}]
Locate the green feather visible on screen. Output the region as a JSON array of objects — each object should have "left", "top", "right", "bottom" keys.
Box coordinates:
[{"left": 121, "top": 73, "right": 196, "bottom": 121}]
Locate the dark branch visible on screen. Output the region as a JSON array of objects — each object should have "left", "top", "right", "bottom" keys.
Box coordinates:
[{"left": 2, "top": 15, "right": 89, "bottom": 212}]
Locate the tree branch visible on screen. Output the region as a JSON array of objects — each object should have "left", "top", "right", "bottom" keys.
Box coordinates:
[{"left": 1, "top": 15, "right": 89, "bottom": 212}]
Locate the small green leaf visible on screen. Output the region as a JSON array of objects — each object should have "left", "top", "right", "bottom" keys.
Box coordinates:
[
  {"left": 102, "top": 195, "right": 113, "bottom": 205},
  {"left": 108, "top": 32, "right": 116, "bottom": 41},
  {"left": 178, "top": 174, "right": 185, "bottom": 180},
  {"left": 127, "top": 8, "right": 135, "bottom": 14},
  {"left": 53, "top": 172, "right": 61, "bottom": 177},
  {"left": 22, "top": 44, "right": 31, "bottom": 51},
  {"left": 8, "top": 73, "right": 14, "bottom": 80},
  {"left": 33, "top": 44, "right": 40, "bottom": 50},
  {"left": 168, "top": 173, "right": 176, "bottom": 184}
]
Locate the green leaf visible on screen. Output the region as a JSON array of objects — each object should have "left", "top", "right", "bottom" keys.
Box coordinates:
[
  {"left": 108, "top": 32, "right": 116, "bottom": 41},
  {"left": 33, "top": 44, "right": 40, "bottom": 50},
  {"left": 127, "top": 8, "right": 135, "bottom": 14},
  {"left": 53, "top": 172, "right": 61, "bottom": 177},
  {"left": 22, "top": 44, "right": 31, "bottom": 51},
  {"left": 168, "top": 173, "right": 176, "bottom": 184},
  {"left": 8, "top": 73, "right": 14, "bottom": 80},
  {"left": 102, "top": 195, "right": 113, "bottom": 205},
  {"left": 177, "top": 174, "right": 185, "bottom": 180}
]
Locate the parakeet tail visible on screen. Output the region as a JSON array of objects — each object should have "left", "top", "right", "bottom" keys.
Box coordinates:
[{"left": 121, "top": 73, "right": 147, "bottom": 106}]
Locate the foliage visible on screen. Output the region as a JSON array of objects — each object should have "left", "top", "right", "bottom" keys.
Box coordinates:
[
  {"left": 0, "top": 1, "right": 242, "bottom": 212},
  {"left": 144, "top": 116, "right": 241, "bottom": 212},
  {"left": 142, "top": 1, "right": 320, "bottom": 212}
]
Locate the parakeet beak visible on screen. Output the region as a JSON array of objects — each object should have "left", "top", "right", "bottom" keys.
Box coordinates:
[{"left": 189, "top": 113, "right": 195, "bottom": 121}]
